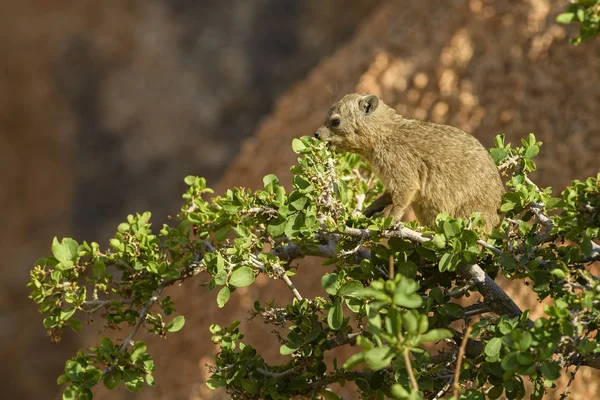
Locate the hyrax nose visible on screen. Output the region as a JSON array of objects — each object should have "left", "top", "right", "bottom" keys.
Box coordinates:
[{"left": 314, "top": 131, "right": 320, "bottom": 139}]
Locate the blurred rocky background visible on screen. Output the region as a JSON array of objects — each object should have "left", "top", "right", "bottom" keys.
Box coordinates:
[{"left": 1, "top": 0, "right": 599, "bottom": 399}]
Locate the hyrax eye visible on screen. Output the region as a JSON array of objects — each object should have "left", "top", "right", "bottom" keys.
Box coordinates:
[{"left": 330, "top": 118, "right": 341, "bottom": 128}]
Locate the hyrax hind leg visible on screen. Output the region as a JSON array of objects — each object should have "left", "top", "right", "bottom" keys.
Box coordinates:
[
  {"left": 363, "top": 192, "right": 393, "bottom": 217},
  {"left": 388, "top": 187, "right": 418, "bottom": 224}
]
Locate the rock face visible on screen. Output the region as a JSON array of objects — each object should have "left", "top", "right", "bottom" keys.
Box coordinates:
[{"left": 3, "top": 0, "right": 599, "bottom": 399}]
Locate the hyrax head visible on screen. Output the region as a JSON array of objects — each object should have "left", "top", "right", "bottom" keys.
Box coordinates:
[{"left": 314, "top": 93, "right": 381, "bottom": 154}]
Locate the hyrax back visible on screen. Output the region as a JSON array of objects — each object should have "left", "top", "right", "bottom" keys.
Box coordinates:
[{"left": 314, "top": 93, "right": 505, "bottom": 231}]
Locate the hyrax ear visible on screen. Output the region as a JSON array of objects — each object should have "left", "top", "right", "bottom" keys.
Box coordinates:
[{"left": 359, "top": 94, "right": 379, "bottom": 115}]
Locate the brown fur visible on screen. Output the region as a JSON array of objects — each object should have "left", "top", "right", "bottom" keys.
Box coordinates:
[{"left": 314, "top": 93, "right": 505, "bottom": 231}]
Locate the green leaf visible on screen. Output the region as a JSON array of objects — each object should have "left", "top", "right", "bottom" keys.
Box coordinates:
[
  {"left": 52, "top": 237, "right": 79, "bottom": 264},
  {"left": 214, "top": 225, "right": 230, "bottom": 241},
  {"left": 500, "top": 351, "right": 519, "bottom": 371},
  {"left": 217, "top": 286, "right": 230, "bottom": 308},
  {"left": 417, "top": 328, "right": 453, "bottom": 344},
  {"left": 343, "top": 352, "right": 366, "bottom": 369},
  {"left": 443, "top": 220, "right": 461, "bottom": 238},
  {"left": 438, "top": 252, "right": 453, "bottom": 272},
  {"left": 494, "top": 134, "right": 505, "bottom": 148},
  {"left": 321, "top": 273, "right": 340, "bottom": 295},
  {"left": 229, "top": 267, "right": 255, "bottom": 287},
  {"left": 68, "top": 318, "right": 83, "bottom": 332},
  {"left": 485, "top": 337, "right": 502, "bottom": 359},
  {"left": 280, "top": 341, "right": 302, "bottom": 355},
  {"left": 364, "top": 347, "right": 393, "bottom": 370},
  {"left": 263, "top": 174, "right": 279, "bottom": 189},
  {"left": 57, "top": 374, "right": 70, "bottom": 385},
  {"left": 63, "top": 385, "right": 79, "bottom": 400},
  {"left": 490, "top": 148, "right": 508, "bottom": 164},
  {"left": 390, "top": 384, "right": 410, "bottom": 399},
  {"left": 319, "top": 389, "right": 343, "bottom": 400},
  {"left": 431, "top": 234, "right": 446, "bottom": 249},
  {"left": 304, "top": 324, "right": 322, "bottom": 344},
  {"left": 540, "top": 361, "right": 561, "bottom": 380},
  {"left": 206, "top": 377, "right": 227, "bottom": 389},
  {"left": 65, "top": 360, "right": 83, "bottom": 382},
  {"left": 267, "top": 216, "right": 287, "bottom": 237},
  {"left": 327, "top": 299, "right": 344, "bottom": 330},
  {"left": 130, "top": 341, "right": 147, "bottom": 362},
  {"left": 556, "top": 12, "right": 575, "bottom": 24},
  {"left": 524, "top": 144, "right": 539, "bottom": 159},
  {"left": 123, "top": 370, "right": 144, "bottom": 392},
  {"left": 80, "top": 367, "right": 102, "bottom": 388},
  {"left": 402, "top": 311, "right": 418, "bottom": 334},
  {"left": 92, "top": 261, "right": 106, "bottom": 279},
  {"left": 337, "top": 280, "right": 363, "bottom": 297},
  {"left": 146, "top": 374, "right": 155, "bottom": 386},
  {"left": 292, "top": 138, "right": 308, "bottom": 154},
  {"left": 100, "top": 337, "right": 114, "bottom": 352},
  {"left": 166, "top": 316, "right": 185, "bottom": 333},
  {"left": 393, "top": 292, "right": 423, "bottom": 308}
]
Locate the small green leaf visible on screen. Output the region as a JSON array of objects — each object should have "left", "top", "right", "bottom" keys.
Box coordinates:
[
  {"left": 304, "top": 324, "right": 322, "bottom": 344},
  {"left": 52, "top": 237, "right": 79, "bottom": 264},
  {"left": 490, "top": 148, "right": 508, "bottom": 164},
  {"left": 68, "top": 318, "right": 83, "bottom": 332},
  {"left": 130, "top": 341, "right": 147, "bottom": 362},
  {"left": 417, "top": 328, "right": 453, "bottom": 344},
  {"left": 393, "top": 292, "right": 423, "bottom": 308},
  {"left": 214, "top": 225, "right": 230, "bottom": 241},
  {"left": 92, "top": 261, "right": 106, "bottom": 279},
  {"left": 327, "top": 299, "right": 344, "bottom": 330},
  {"left": 123, "top": 370, "right": 144, "bottom": 392},
  {"left": 292, "top": 138, "right": 308, "bottom": 154},
  {"left": 65, "top": 360, "right": 83, "bottom": 382},
  {"left": 229, "top": 267, "right": 255, "bottom": 287},
  {"left": 524, "top": 144, "right": 539, "bottom": 159},
  {"left": 57, "top": 374, "right": 70, "bottom": 385},
  {"left": 319, "top": 389, "right": 343, "bottom": 400},
  {"left": 556, "top": 12, "right": 575, "bottom": 24},
  {"left": 166, "top": 316, "right": 185, "bottom": 333},
  {"left": 337, "top": 280, "right": 363, "bottom": 297},
  {"left": 267, "top": 216, "right": 287, "bottom": 237},
  {"left": 263, "top": 174, "right": 279, "bottom": 189},
  {"left": 206, "top": 377, "right": 227, "bottom": 389},
  {"left": 184, "top": 175, "right": 197, "bottom": 185},
  {"left": 321, "top": 273, "right": 340, "bottom": 295},
  {"left": 443, "top": 220, "right": 461, "bottom": 238},
  {"left": 485, "top": 337, "right": 502, "bottom": 359},
  {"left": 540, "top": 361, "right": 561, "bottom": 380},
  {"left": 80, "top": 367, "right": 102, "bottom": 388},
  {"left": 280, "top": 341, "right": 302, "bottom": 355},
  {"left": 343, "top": 352, "right": 366, "bottom": 369},
  {"left": 217, "top": 286, "right": 230, "bottom": 308},
  {"left": 364, "top": 347, "right": 393, "bottom": 370},
  {"left": 62, "top": 385, "right": 79, "bottom": 400},
  {"left": 438, "top": 252, "right": 453, "bottom": 272}
]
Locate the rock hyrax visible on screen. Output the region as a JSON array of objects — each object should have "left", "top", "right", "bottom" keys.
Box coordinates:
[{"left": 314, "top": 93, "right": 505, "bottom": 231}]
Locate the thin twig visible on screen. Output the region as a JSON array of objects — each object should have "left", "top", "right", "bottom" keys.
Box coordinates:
[
  {"left": 447, "top": 282, "right": 476, "bottom": 298},
  {"left": 432, "top": 377, "right": 454, "bottom": 400},
  {"left": 560, "top": 362, "right": 582, "bottom": 399},
  {"left": 404, "top": 348, "right": 419, "bottom": 391},
  {"left": 119, "top": 287, "right": 163, "bottom": 352},
  {"left": 274, "top": 265, "right": 303, "bottom": 301},
  {"left": 477, "top": 239, "right": 502, "bottom": 255},
  {"left": 453, "top": 325, "right": 473, "bottom": 399}
]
